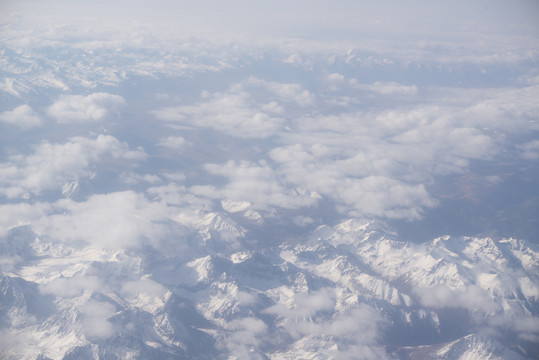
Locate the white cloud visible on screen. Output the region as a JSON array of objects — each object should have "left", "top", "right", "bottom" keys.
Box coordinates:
[
  {"left": 0, "top": 202, "right": 50, "bottom": 237},
  {"left": 0, "top": 105, "right": 43, "bottom": 129},
  {"left": 121, "top": 278, "right": 167, "bottom": 298},
  {"left": 269, "top": 143, "right": 438, "bottom": 220},
  {"left": 150, "top": 77, "right": 313, "bottom": 139},
  {"left": 293, "top": 216, "right": 314, "bottom": 227},
  {"left": 337, "top": 176, "right": 437, "bottom": 219},
  {"left": 261, "top": 87, "right": 531, "bottom": 219},
  {"left": 40, "top": 275, "right": 102, "bottom": 297},
  {"left": 47, "top": 92, "right": 125, "bottom": 123},
  {"left": 328, "top": 73, "right": 345, "bottom": 82},
  {"left": 151, "top": 87, "right": 285, "bottom": 138},
  {"left": 261, "top": 101, "right": 284, "bottom": 114},
  {"left": 327, "top": 344, "right": 390, "bottom": 360},
  {"left": 263, "top": 288, "right": 336, "bottom": 338},
  {"left": 489, "top": 315, "right": 539, "bottom": 342},
  {"left": 293, "top": 287, "right": 336, "bottom": 317},
  {"left": 414, "top": 284, "right": 500, "bottom": 314},
  {"left": 80, "top": 300, "right": 116, "bottom": 340},
  {"left": 179, "top": 88, "right": 510, "bottom": 219},
  {"left": 244, "top": 77, "right": 315, "bottom": 107},
  {"left": 191, "top": 160, "right": 319, "bottom": 211},
  {"left": 146, "top": 183, "right": 190, "bottom": 206},
  {"left": 41, "top": 191, "right": 171, "bottom": 249},
  {"left": 220, "top": 317, "right": 268, "bottom": 359},
  {"left": 0, "top": 135, "right": 146, "bottom": 198},
  {"left": 463, "top": 85, "right": 539, "bottom": 132},
  {"left": 264, "top": 288, "right": 388, "bottom": 358}
]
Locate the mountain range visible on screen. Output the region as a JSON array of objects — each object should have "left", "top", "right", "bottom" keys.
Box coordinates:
[{"left": 1, "top": 212, "right": 537, "bottom": 359}]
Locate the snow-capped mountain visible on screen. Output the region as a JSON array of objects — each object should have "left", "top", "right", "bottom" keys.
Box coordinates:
[{"left": 1, "top": 216, "right": 537, "bottom": 359}]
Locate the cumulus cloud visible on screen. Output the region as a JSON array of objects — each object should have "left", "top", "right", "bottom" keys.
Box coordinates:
[
  {"left": 327, "top": 305, "right": 387, "bottom": 341},
  {"left": 151, "top": 78, "right": 312, "bottom": 138},
  {"left": 41, "top": 191, "right": 171, "bottom": 249},
  {"left": 120, "top": 278, "right": 167, "bottom": 298},
  {"left": 414, "top": 284, "right": 500, "bottom": 314},
  {"left": 0, "top": 190, "right": 188, "bottom": 256},
  {"left": 191, "top": 160, "right": 319, "bottom": 211},
  {"left": 464, "top": 85, "right": 539, "bottom": 131},
  {"left": 220, "top": 317, "right": 269, "bottom": 359},
  {"left": 264, "top": 287, "right": 336, "bottom": 322},
  {"left": 40, "top": 275, "right": 102, "bottom": 297},
  {"left": 0, "top": 135, "right": 146, "bottom": 198},
  {"left": 0, "top": 105, "right": 43, "bottom": 129},
  {"left": 336, "top": 176, "right": 437, "bottom": 219},
  {"left": 80, "top": 300, "right": 116, "bottom": 340},
  {"left": 489, "top": 314, "right": 539, "bottom": 342},
  {"left": 258, "top": 88, "right": 525, "bottom": 218},
  {"left": 269, "top": 142, "right": 438, "bottom": 219},
  {"left": 187, "top": 90, "right": 511, "bottom": 219},
  {"left": 243, "top": 77, "right": 315, "bottom": 107},
  {"left": 47, "top": 92, "right": 125, "bottom": 123},
  {"left": 151, "top": 87, "right": 285, "bottom": 138},
  {"left": 0, "top": 202, "right": 50, "bottom": 237},
  {"left": 327, "top": 344, "right": 390, "bottom": 360},
  {"left": 146, "top": 183, "right": 193, "bottom": 207},
  {"left": 264, "top": 288, "right": 388, "bottom": 358},
  {"left": 293, "top": 216, "right": 314, "bottom": 227}
]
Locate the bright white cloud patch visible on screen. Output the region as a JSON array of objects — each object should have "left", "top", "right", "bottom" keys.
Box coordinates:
[
  {"left": 47, "top": 93, "right": 125, "bottom": 123},
  {"left": 414, "top": 284, "right": 499, "bottom": 313},
  {"left": 0, "top": 202, "right": 50, "bottom": 237},
  {"left": 151, "top": 78, "right": 315, "bottom": 138},
  {"left": 152, "top": 90, "right": 285, "bottom": 138},
  {"left": 191, "top": 160, "right": 319, "bottom": 211},
  {"left": 40, "top": 275, "right": 103, "bottom": 297},
  {"left": 41, "top": 191, "right": 170, "bottom": 249},
  {"left": 0, "top": 105, "right": 43, "bottom": 129},
  {"left": 0, "top": 135, "right": 146, "bottom": 198},
  {"left": 80, "top": 300, "right": 116, "bottom": 340},
  {"left": 221, "top": 317, "right": 269, "bottom": 359},
  {"left": 244, "top": 77, "right": 315, "bottom": 107}
]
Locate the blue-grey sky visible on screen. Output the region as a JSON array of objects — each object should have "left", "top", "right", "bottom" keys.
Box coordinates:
[{"left": 3, "top": 0, "right": 539, "bottom": 39}]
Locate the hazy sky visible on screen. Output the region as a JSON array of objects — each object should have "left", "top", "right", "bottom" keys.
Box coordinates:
[{"left": 3, "top": 0, "right": 539, "bottom": 39}]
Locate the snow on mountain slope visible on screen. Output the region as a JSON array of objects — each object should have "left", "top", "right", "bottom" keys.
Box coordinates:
[
  {"left": 431, "top": 334, "right": 524, "bottom": 360},
  {"left": 1, "top": 216, "right": 537, "bottom": 359}
]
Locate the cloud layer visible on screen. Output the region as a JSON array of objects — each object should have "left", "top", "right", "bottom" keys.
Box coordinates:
[
  {"left": 0, "top": 135, "right": 146, "bottom": 198},
  {"left": 0, "top": 105, "right": 42, "bottom": 129},
  {"left": 47, "top": 93, "right": 125, "bottom": 123}
]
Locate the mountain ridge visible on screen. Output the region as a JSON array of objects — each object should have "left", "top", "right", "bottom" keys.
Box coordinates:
[{"left": 1, "top": 215, "right": 537, "bottom": 359}]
